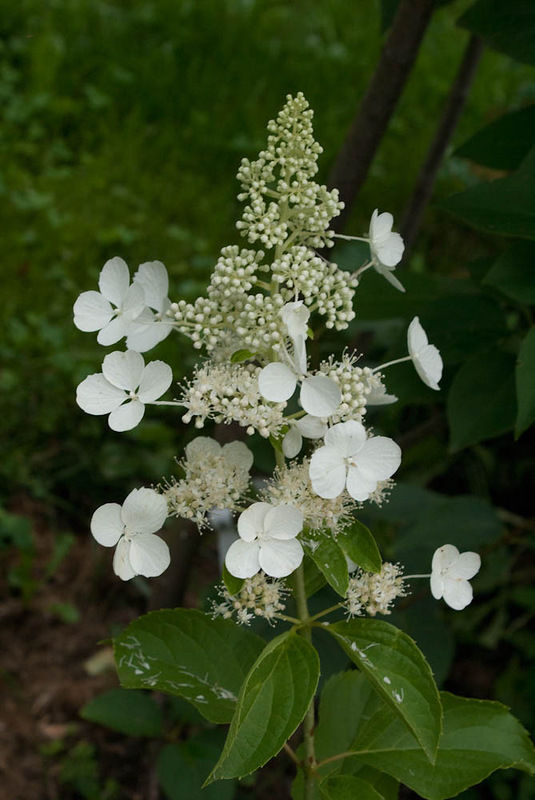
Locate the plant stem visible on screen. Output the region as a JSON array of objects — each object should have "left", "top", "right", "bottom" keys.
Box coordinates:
[
  {"left": 372, "top": 355, "right": 412, "bottom": 372},
  {"left": 293, "top": 563, "right": 317, "bottom": 796},
  {"left": 308, "top": 603, "right": 343, "bottom": 622}
]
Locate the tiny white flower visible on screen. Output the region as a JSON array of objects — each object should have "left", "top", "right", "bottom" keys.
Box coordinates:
[
  {"left": 73, "top": 257, "right": 145, "bottom": 345},
  {"left": 430, "top": 544, "right": 481, "bottom": 610},
  {"left": 225, "top": 502, "right": 304, "bottom": 579},
  {"left": 407, "top": 316, "right": 443, "bottom": 391},
  {"left": 282, "top": 414, "right": 327, "bottom": 459},
  {"left": 126, "top": 261, "right": 173, "bottom": 353},
  {"left": 309, "top": 420, "right": 401, "bottom": 501},
  {"left": 369, "top": 209, "right": 405, "bottom": 292},
  {"left": 91, "top": 488, "right": 169, "bottom": 580},
  {"left": 76, "top": 350, "right": 173, "bottom": 431}
]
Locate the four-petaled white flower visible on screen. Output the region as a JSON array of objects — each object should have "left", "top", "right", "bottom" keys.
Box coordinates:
[
  {"left": 91, "top": 488, "right": 170, "bottom": 581},
  {"left": 76, "top": 350, "right": 173, "bottom": 431},
  {"left": 282, "top": 414, "right": 327, "bottom": 459},
  {"left": 430, "top": 544, "right": 481, "bottom": 610},
  {"left": 126, "top": 261, "right": 173, "bottom": 352},
  {"left": 225, "top": 502, "right": 304, "bottom": 579},
  {"left": 369, "top": 209, "right": 405, "bottom": 292},
  {"left": 408, "top": 316, "right": 443, "bottom": 391},
  {"left": 73, "top": 257, "right": 145, "bottom": 346},
  {"left": 309, "top": 420, "right": 401, "bottom": 501}
]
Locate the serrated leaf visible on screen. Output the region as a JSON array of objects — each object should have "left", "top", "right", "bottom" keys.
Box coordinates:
[
  {"left": 328, "top": 619, "right": 442, "bottom": 762},
  {"left": 207, "top": 631, "right": 320, "bottom": 781},
  {"left": 222, "top": 564, "right": 244, "bottom": 595},
  {"left": 337, "top": 520, "right": 381, "bottom": 573},
  {"left": 80, "top": 688, "right": 163, "bottom": 737},
  {"left": 320, "top": 775, "right": 385, "bottom": 800},
  {"left": 516, "top": 326, "right": 535, "bottom": 436},
  {"left": 344, "top": 692, "right": 535, "bottom": 800},
  {"left": 157, "top": 732, "right": 235, "bottom": 800},
  {"left": 113, "top": 609, "right": 264, "bottom": 723},
  {"left": 306, "top": 537, "right": 349, "bottom": 597},
  {"left": 230, "top": 348, "right": 256, "bottom": 363},
  {"left": 447, "top": 350, "right": 516, "bottom": 450},
  {"left": 483, "top": 241, "right": 535, "bottom": 304},
  {"left": 460, "top": 0, "right": 535, "bottom": 66},
  {"left": 455, "top": 105, "right": 535, "bottom": 171}
]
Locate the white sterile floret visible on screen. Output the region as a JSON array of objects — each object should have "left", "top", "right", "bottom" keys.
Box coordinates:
[
  {"left": 407, "top": 316, "right": 443, "bottom": 391},
  {"left": 282, "top": 414, "right": 327, "bottom": 459},
  {"left": 280, "top": 300, "right": 310, "bottom": 340},
  {"left": 368, "top": 209, "right": 405, "bottom": 292},
  {"left": 431, "top": 544, "right": 481, "bottom": 611},
  {"left": 76, "top": 350, "right": 173, "bottom": 431},
  {"left": 91, "top": 488, "right": 169, "bottom": 580},
  {"left": 309, "top": 420, "right": 401, "bottom": 501},
  {"left": 225, "top": 502, "right": 304, "bottom": 579},
  {"left": 126, "top": 261, "right": 173, "bottom": 352}
]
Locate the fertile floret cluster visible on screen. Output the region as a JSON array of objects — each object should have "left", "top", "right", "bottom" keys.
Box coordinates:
[
  {"left": 320, "top": 352, "right": 372, "bottom": 424},
  {"left": 345, "top": 563, "right": 407, "bottom": 617},
  {"left": 212, "top": 573, "right": 288, "bottom": 626}
]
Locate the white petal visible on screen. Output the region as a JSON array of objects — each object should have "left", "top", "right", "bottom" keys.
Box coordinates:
[
  {"left": 281, "top": 301, "right": 310, "bottom": 340},
  {"left": 356, "top": 436, "right": 401, "bottom": 481},
  {"left": 295, "top": 415, "right": 327, "bottom": 439},
  {"left": 431, "top": 544, "right": 460, "bottom": 573},
  {"left": 443, "top": 577, "right": 473, "bottom": 611},
  {"left": 129, "top": 533, "right": 170, "bottom": 578},
  {"left": 413, "top": 345, "right": 443, "bottom": 391},
  {"left": 448, "top": 552, "right": 481, "bottom": 581},
  {"left": 376, "top": 232, "right": 404, "bottom": 267},
  {"left": 300, "top": 375, "right": 341, "bottom": 417},
  {"left": 324, "top": 420, "right": 366, "bottom": 457},
  {"left": 264, "top": 504, "right": 303, "bottom": 540},
  {"left": 90, "top": 503, "right": 124, "bottom": 546},
  {"left": 122, "top": 488, "right": 168, "bottom": 535},
  {"left": 73, "top": 291, "right": 113, "bottom": 332},
  {"left": 366, "top": 385, "right": 398, "bottom": 405},
  {"left": 126, "top": 319, "right": 172, "bottom": 353},
  {"left": 186, "top": 437, "right": 221, "bottom": 461},
  {"left": 76, "top": 374, "right": 125, "bottom": 415},
  {"left": 99, "top": 257, "right": 130, "bottom": 306},
  {"left": 108, "top": 399, "right": 145, "bottom": 431},
  {"left": 237, "top": 502, "right": 272, "bottom": 542},
  {"left": 225, "top": 539, "right": 261, "bottom": 578},
  {"left": 137, "top": 360, "right": 173, "bottom": 402},
  {"left": 309, "top": 446, "right": 347, "bottom": 499},
  {"left": 369, "top": 209, "right": 393, "bottom": 244},
  {"left": 259, "top": 538, "right": 304, "bottom": 578},
  {"left": 346, "top": 465, "right": 378, "bottom": 502},
  {"left": 222, "top": 441, "right": 254, "bottom": 471},
  {"left": 121, "top": 283, "right": 146, "bottom": 319},
  {"left": 376, "top": 264, "right": 406, "bottom": 292},
  {"left": 292, "top": 335, "right": 308, "bottom": 375},
  {"left": 102, "top": 350, "right": 145, "bottom": 391},
  {"left": 430, "top": 572, "right": 444, "bottom": 600},
  {"left": 113, "top": 537, "right": 136, "bottom": 581},
  {"left": 407, "top": 317, "right": 429, "bottom": 357},
  {"left": 282, "top": 426, "right": 303, "bottom": 459},
  {"left": 258, "top": 362, "right": 297, "bottom": 403},
  {"left": 134, "top": 261, "right": 169, "bottom": 310},
  {"left": 97, "top": 315, "right": 130, "bottom": 346}
]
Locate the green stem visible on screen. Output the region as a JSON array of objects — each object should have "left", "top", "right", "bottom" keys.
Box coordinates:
[
  {"left": 308, "top": 602, "right": 343, "bottom": 622},
  {"left": 294, "top": 563, "right": 317, "bottom": 796}
]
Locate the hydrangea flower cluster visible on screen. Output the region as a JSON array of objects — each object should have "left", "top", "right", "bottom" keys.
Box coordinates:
[{"left": 74, "top": 93, "right": 479, "bottom": 618}]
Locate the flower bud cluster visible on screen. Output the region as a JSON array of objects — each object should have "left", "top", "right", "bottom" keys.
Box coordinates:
[
  {"left": 269, "top": 246, "right": 355, "bottom": 331},
  {"left": 345, "top": 563, "right": 406, "bottom": 617},
  {"left": 236, "top": 93, "right": 343, "bottom": 250},
  {"left": 181, "top": 362, "right": 286, "bottom": 437},
  {"left": 212, "top": 573, "right": 288, "bottom": 626}
]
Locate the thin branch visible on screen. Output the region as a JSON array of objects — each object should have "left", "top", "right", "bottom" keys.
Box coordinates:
[{"left": 284, "top": 742, "right": 301, "bottom": 767}]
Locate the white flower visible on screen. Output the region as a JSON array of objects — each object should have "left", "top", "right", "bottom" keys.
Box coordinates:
[
  {"left": 430, "top": 544, "right": 481, "bottom": 610},
  {"left": 225, "top": 502, "right": 304, "bottom": 579},
  {"left": 282, "top": 414, "right": 326, "bottom": 459},
  {"left": 369, "top": 209, "right": 405, "bottom": 292},
  {"left": 73, "top": 257, "right": 145, "bottom": 345},
  {"left": 280, "top": 301, "right": 310, "bottom": 341},
  {"left": 76, "top": 350, "right": 173, "bottom": 431},
  {"left": 126, "top": 261, "right": 173, "bottom": 353},
  {"left": 407, "top": 317, "right": 443, "bottom": 391},
  {"left": 366, "top": 383, "right": 398, "bottom": 406},
  {"left": 309, "top": 420, "right": 401, "bottom": 501},
  {"left": 91, "top": 488, "right": 169, "bottom": 580}
]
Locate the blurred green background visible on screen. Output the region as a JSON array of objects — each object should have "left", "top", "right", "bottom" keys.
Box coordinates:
[{"left": 1, "top": 1, "right": 535, "bottom": 798}]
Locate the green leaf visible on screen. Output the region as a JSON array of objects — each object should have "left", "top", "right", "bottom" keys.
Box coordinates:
[
  {"left": 460, "top": 0, "right": 535, "bottom": 66},
  {"left": 328, "top": 619, "right": 442, "bottom": 762},
  {"left": 113, "top": 609, "right": 264, "bottom": 723},
  {"left": 157, "top": 731, "right": 235, "bottom": 800},
  {"left": 320, "top": 775, "right": 385, "bottom": 800},
  {"left": 207, "top": 631, "right": 320, "bottom": 781},
  {"left": 439, "top": 148, "right": 535, "bottom": 239},
  {"left": 230, "top": 348, "right": 256, "bottom": 362},
  {"left": 300, "top": 554, "right": 327, "bottom": 598},
  {"left": 483, "top": 241, "right": 535, "bottom": 304},
  {"left": 447, "top": 350, "right": 516, "bottom": 450},
  {"left": 306, "top": 537, "right": 349, "bottom": 597},
  {"left": 516, "top": 327, "right": 535, "bottom": 436},
  {"left": 222, "top": 564, "right": 244, "bottom": 596},
  {"left": 80, "top": 688, "right": 163, "bottom": 737},
  {"left": 345, "top": 692, "right": 535, "bottom": 800},
  {"left": 337, "top": 520, "right": 382, "bottom": 573},
  {"left": 455, "top": 105, "right": 535, "bottom": 171}
]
